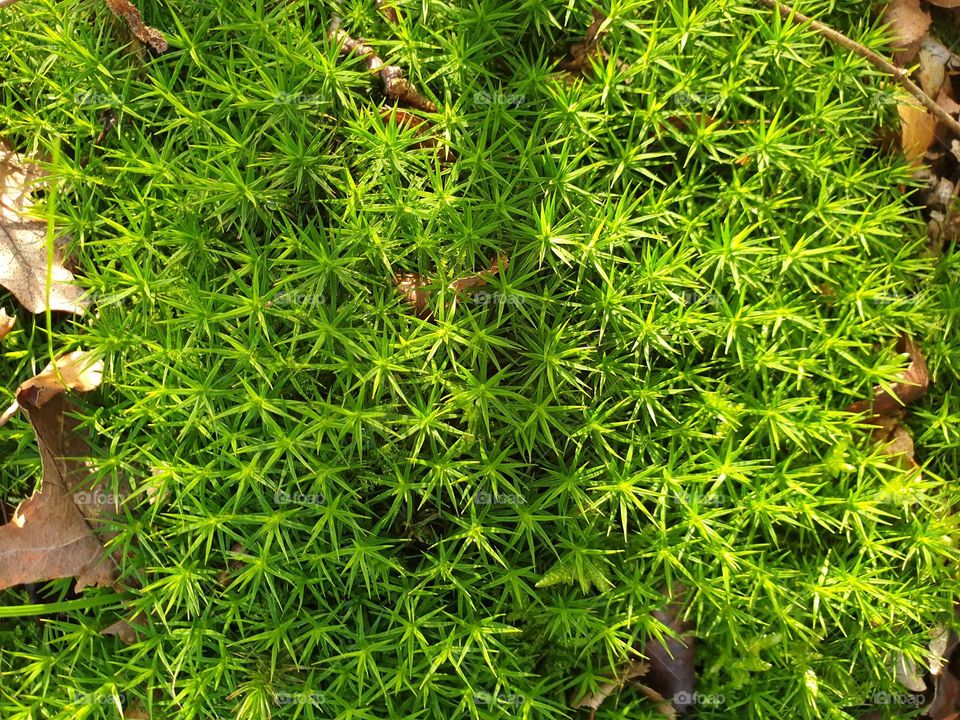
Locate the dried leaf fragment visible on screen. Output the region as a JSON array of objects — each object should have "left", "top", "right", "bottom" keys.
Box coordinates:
[
  {"left": 571, "top": 660, "right": 650, "bottom": 716},
  {"left": 898, "top": 98, "right": 937, "bottom": 164},
  {"left": 105, "top": 0, "right": 168, "bottom": 52},
  {"left": 102, "top": 612, "right": 147, "bottom": 645},
  {"left": 847, "top": 335, "right": 928, "bottom": 416},
  {"left": 395, "top": 254, "right": 508, "bottom": 319},
  {"left": 0, "top": 141, "right": 87, "bottom": 315},
  {"left": 0, "top": 391, "right": 114, "bottom": 593},
  {"left": 1, "top": 350, "right": 104, "bottom": 424},
  {"left": 561, "top": 8, "right": 610, "bottom": 78},
  {"left": 884, "top": 0, "right": 931, "bottom": 64},
  {"left": 379, "top": 107, "right": 456, "bottom": 162},
  {"left": 0, "top": 308, "right": 14, "bottom": 341}
]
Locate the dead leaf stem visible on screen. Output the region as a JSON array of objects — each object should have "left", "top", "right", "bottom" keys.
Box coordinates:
[{"left": 755, "top": 0, "right": 960, "bottom": 140}]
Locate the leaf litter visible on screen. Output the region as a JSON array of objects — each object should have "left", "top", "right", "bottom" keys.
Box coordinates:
[
  {"left": 0, "top": 351, "right": 116, "bottom": 593},
  {"left": 0, "top": 141, "right": 87, "bottom": 315}
]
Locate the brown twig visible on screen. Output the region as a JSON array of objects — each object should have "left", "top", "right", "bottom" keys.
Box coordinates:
[
  {"left": 755, "top": 0, "right": 960, "bottom": 139},
  {"left": 328, "top": 16, "right": 437, "bottom": 112}
]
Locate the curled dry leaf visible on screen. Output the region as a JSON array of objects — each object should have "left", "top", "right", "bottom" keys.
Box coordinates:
[
  {"left": 920, "top": 36, "right": 951, "bottom": 98},
  {"left": 569, "top": 590, "right": 695, "bottom": 719},
  {"left": 328, "top": 17, "right": 438, "bottom": 112},
  {"left": 0, "top": 379, "right": 114, "bottom": 593},
  {"left": 927, "top": 0, "right": 960, "bottom": 6},
  {"left": 869, "top": 414, "right": 919, "bottom": 470},
  {"left": 884, "top": 0, "right": 931, "bottom": 64},
  {"left": 396, "top": 253, "right": 508, "bottom": 320},
  {"left": 0, "top": 141, "right": 87, "bottom": 315},
  {"left": 105, "top": 0, "right": 168, "bottom": 52}
]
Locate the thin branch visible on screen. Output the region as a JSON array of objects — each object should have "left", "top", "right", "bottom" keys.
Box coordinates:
[{"left": 755, "top": 0, "right": 960, "bottom": 139}]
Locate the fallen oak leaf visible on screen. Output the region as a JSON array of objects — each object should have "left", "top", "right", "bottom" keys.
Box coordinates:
[
  {"left": 869, "top": 413, "right": 920, "bottom": 470},
  {"left": 0, "top": 141, "right": 87, "bottom": 315},
  {"left": 104, "top": 0, "right": 168, "bottom": 52},
  {"left": 328, "top": 17, "right": 438, "bottom": 112},
  {"left": 0, "top": 354, "right": 114, "bottom": 593}
]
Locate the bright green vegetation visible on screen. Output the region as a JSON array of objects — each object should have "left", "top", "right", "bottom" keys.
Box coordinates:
[{"left": 0, "top": 0, "right": 959, "bottom": 718}]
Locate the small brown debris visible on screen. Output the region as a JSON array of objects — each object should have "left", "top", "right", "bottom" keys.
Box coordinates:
[
  {"left": 328, "top": 17, "right": 437, "bottom": 112},
  {"left": 847, "top": 335, "right": 928, "bottom": 417},
  {"left": 105, "top": 0, "right": 168, "bottom": 52},
  {"left": 379, "top": 107, "right": 456, "bottom": 162},
  {"left": 395, "top": 254, "right": 508, "bottom": 320}
]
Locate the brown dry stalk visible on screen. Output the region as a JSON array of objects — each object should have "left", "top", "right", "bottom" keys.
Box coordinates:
[
  {"left": 328, "top": 17, "right": 437, "bottom": 112},
  {"left": 755, "top": 0, "right": 960, "bottom": 139}
]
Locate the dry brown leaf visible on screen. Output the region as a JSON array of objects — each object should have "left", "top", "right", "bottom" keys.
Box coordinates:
[
  {"left": 927, "top": 0, "right": 960, "bottom": 7},
  {"left": 898, "top": 99, "right": 937, "bottom": 164},
  {"left": 920, "top": 36, "right": 951, "bottom": 98},
  {"left": 939, "top": 88, "right": 960, "bottom": 116},
  {"left": 884, "top": 0, "right": 932, "bottom": 64},
  {"left": 0, "top": 308, "right": 14, "bottom": 342},
  {"left": 102, "top": 612, "right": 147, "bottom": 645},
  {"left": 871, "top": 415, "right": 919, "bottom": 469},
  {"left": 571, "top": 660, "right": 650, "bottom": 716},
  {"left": 105, "top": 0, "right": 168, "bottom": 52},
  {"left": 643, "top": 600, "right": 696, "bottom": 715},
  {"left": 395, "top": 254, "right": 508, "bottom": 320},
  {"left": 0, "top": 142, "right": 87, "bottom": 315},
  {"left": 0, "top": 391, "right": 114, "bottom": 593},
  {"left": 379, "top": 107, "right": 456, "bottom": 162},
  {"left": 847, "top": 335, "right": 929, "bottom": 416},
  {"left": 560, "top": 9, "right": 615, "bottom": 79},
  {"left": 0, "top": 350, "right": 104, "bottom": 424}
]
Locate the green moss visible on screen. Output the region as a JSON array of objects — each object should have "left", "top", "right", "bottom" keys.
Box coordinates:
[{"left": 0, "top": 0, "right": 957, "bottom": 718}]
